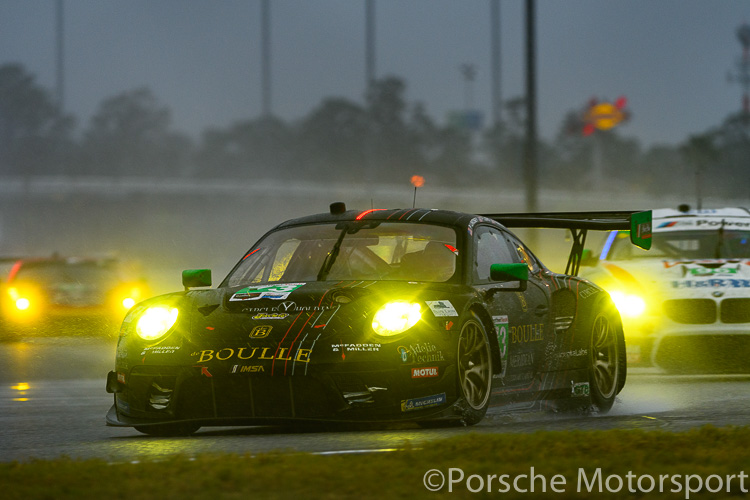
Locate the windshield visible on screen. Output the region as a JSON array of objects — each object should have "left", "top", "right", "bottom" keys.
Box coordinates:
[
  {"left": 11, "top": 261, "right": 122, "bottom": 287},
  {"left": 606, "top": 229, "right": 750, "bottom": 260},
  {"left": 223, "top": 222, "right": 459, "bottom": 287}
]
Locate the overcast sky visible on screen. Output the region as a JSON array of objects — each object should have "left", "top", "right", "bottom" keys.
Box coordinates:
[{"left": 1, "top": 0, "right": 748, "bottom": 148}]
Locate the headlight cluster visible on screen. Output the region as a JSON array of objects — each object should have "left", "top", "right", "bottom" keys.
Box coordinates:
[
  {"left": 608, "top": 290, "right": 646, "bottom": 318},
  {"left": 5, "top": 286, "right": 41, "bottom": 320},
  {"left": 372, "top": 301, "right": 422, "bottom": 336},
  {"left": 112, "top": 284, "right": 148, "bottom": 313},
  {"left": 135, "top": 306, "right": 179, "bottom": 341}
]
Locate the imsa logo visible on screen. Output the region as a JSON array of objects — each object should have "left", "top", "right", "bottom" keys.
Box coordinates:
[{"left": 250, "top": 325, "right": 272, "bottom": 338}]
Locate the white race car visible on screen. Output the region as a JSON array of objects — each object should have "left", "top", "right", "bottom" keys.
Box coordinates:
[{"left": 582, "top": 207, "right": 750, "bottom": 373}]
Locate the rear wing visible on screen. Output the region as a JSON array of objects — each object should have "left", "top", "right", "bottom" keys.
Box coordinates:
[{"left": 479, "top": 210, "right": 652, "bottom": 276}]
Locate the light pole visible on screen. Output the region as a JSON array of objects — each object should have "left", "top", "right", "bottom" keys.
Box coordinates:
[
  {"left": 261, "top": 0, "right": 271, "bottom": 118},
  {"left": 524, "top": 0, "right": 538, "bottom": 213}
]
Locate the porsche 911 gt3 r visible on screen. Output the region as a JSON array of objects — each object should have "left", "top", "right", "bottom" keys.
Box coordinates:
[
  {"left": 105, "top": 205, "right": 651, "bottom": 435},
  {"left": 582, "top": 207, "right": 750, "bottom": 372}
]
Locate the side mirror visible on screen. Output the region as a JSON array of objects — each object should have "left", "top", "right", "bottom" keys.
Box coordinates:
[
  {"left": 182, "top": 269, "right": 212, "bottom": 290},
  {"left": 489, "top": 263, "right": 528, "bottom": 292}
]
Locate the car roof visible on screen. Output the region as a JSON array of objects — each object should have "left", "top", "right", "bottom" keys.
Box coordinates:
[{"left": 274, "top": 207, "right": 484, "bottom": 230}]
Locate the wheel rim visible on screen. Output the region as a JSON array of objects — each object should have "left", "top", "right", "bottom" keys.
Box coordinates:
[
  {"left": 458, "top": 319, "right": 491, "bottom": 410},
  {"left": 592, "top": 314, "right": 618, "bottom": 399}
]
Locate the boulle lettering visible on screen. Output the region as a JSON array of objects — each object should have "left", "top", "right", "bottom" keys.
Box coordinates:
[{"left": 196, "top": 347, "right": 312, "bottom": 363}]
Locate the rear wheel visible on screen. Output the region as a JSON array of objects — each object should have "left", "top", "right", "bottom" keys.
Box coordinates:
[
  {"left": 456, "top": 311, "right": 492, "bottom": 425},
  {"left": 134, "top": 422, "right": 201, "bottom": 437},
  {"left": 588, "top": 308, "right": 625, "bottom": 412}
]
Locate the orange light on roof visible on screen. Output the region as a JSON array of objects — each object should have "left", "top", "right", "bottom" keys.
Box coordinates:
[
  {"left": 411, "top": 175, "right": 425, "bottom": 188},
  {"left": 355, "top": 209, "right": 386, "bottom": 220}
]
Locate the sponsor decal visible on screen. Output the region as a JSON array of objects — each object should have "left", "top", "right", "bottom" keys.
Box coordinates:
[
  {"left": 636, "top": 221, "right": 652, "bottom": 239},
  {"left": 117, "top": 372, "right": 126, "bottom": 384},
  {"left": 554, "top": 349, "right": 588, "bottom": 360},
  {"left": 515, "top": 292, "right": 528, "bottom": 312},
  {"left": 687, "top": 267, "right": 738, "bottom": 277},
  {"left": 192, "top": 346, "right": 312, "bottom": 363},
  {"left": 331, "top": 343, "right": 381, "bottom": 353},
  {"left": 116, "top": 398, "right": 130, "bottom": 413},
  {"left": 249, "top": 325, "right": 273, "bottom": 338},
  {"left": 578, "top": 287, "right": 600, "bottom": 299},
  {"left": 140, "top": 345, "right": 180, "bottom": 355},
  {"left": 467, "top": 217, "right": 478, "bottom": 236},
  {"left": 571, "top": 381, "right": 590, "bottom": 397},
  {"left": 493, "top": 315, "right": 509, "bottom": 377},
  {"left": 510, "top": 323, "right": 544, "bottom": 343},
  {"left": 252, "top": 313, "right": 289, "bottom": 320},
  {"left": 660, "top": 219, "right": 750, "bottom": 229},
  {"left": 399, "top": 346, "right": 409, "bottom": 363},
  {"left": 672, "top": 279, "right": 750, "bottom": 289},
  {"left": 411, "top": 366, "right": 439, "bottom": 378},
  {"left": 241, "top": 302, "right": 333, "bottom": 314},
  {"left": 230, "top": 283, "right": 305, "bottom": 301},
  {"left": 425, "top": 300, "right": 458, "bottom": 317},
  {"left": 658, "top": 221, "right": 679, "bottom": 229},
  {"left": 695, "top": 219, "right": 750, "bottom": 228},
  {"left": 232, "top": 365, "right": 265, "bottom": 373},
  {"left": 397, "top": 342, "right": 446, "bottom": 364},
  {"left": 401, "top": 392, "right": 446, "bottom": 412},
  {"left": 500, "top": 371, "right": 534, "bottom": 383},
  {"left": 509, "top": 353, "right": 534, "bottom": 368},
  {"left": 663, "top": 259, "right": 749, "bottom": 268}
]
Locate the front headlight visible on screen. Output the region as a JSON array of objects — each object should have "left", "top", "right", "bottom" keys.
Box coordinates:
[
  {"left": 135, "top": 306, "right": 179, "bottom": 341},
  {"left": 372, "top": 301, "right": 421, "bottom": 336},
  {"left": 6, "top": 286, "right": 40, "bottom": 319},
  {"left": 608, "top": 291, "right": 646, "bottom": 318}
]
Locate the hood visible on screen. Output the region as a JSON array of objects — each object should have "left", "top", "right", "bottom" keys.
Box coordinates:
[
  {"left": 598, "top": 258, "right": 750, "bottom": 298},
  {"left": 184, "top": 280, "right": 470, "bottom": 344}
]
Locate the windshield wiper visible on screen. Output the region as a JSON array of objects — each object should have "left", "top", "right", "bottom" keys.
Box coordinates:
[
  {"left": 316, "top": 221, "right": 380, "bottom": 281},
  {"left": 317, "top": 227, "right": 349, "bottom": 281}
]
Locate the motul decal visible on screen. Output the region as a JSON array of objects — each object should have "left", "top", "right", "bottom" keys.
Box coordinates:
[{"left": 411, "top": 366, "right": 439, "bottom": 378}]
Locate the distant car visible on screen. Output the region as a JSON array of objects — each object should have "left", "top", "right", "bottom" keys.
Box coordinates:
[
  {"left": 581, "top": 207, "right": 750, "bottom": 372},
  {"left": 105, "top": 205, "right": 651, "bottom": 436},
  {"left": 0, "top": 256, "right": 150, "bottom": 337}
]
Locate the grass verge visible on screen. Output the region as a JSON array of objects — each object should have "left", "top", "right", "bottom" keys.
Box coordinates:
[{"left": 2, "top": 425, "right": 749, "bottom": 499}]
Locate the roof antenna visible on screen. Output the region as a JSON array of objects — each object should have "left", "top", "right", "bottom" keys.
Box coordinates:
[{"left": 411, "top": 175, "right": 425, "bottom": 208}]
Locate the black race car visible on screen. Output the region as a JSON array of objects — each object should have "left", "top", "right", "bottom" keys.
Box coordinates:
[{"left": 106, "top": 204, "right": 651, "bottom": 435}]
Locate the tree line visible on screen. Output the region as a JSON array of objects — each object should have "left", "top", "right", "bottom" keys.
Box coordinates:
[{"left": 0, "top": 62, "right": 747, "bottom": 199}]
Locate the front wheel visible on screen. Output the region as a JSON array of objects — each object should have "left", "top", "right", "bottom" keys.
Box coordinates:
[
  {"left": 588, "top": 308, "right": 626, "bottom": 413},
  {"left": 456, "top": 311, "right": 493, "bottom": 425}
]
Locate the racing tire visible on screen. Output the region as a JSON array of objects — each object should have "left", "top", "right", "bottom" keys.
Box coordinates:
[
  {"left": 456, "top": 311, "right": 493, "bottom": 425},
  {"left": 588, "top": 306, "right": 625, "bottom": 413},
  {"left": 134, "top": 422, "right": 201, "bottom": 437}
]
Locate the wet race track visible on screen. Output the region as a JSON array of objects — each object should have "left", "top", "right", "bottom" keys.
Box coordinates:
[{"left": 1, "top": 335, "right": 749, "bottom": 463}]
